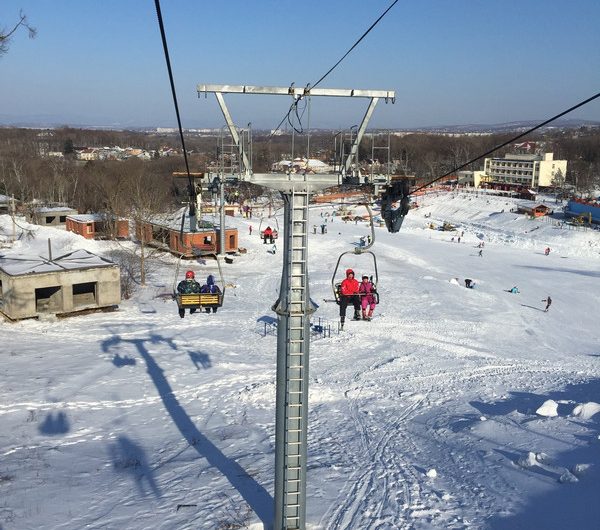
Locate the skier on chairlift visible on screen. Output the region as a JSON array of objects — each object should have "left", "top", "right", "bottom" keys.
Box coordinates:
[
  {"left": 359, "top": 275, "right": 377, "bottom": 321},
  {"left": 177, "top": 270, "right": 201, "bottom": 318},
  {"left": 338, "top": 268, "right": 361, "bottom": 329},
  {"left": 200, "top": 274, "right": 221, "bottom": 313},
  {"left": 263, "top": 226, "right": 274, "bottom": 244}
]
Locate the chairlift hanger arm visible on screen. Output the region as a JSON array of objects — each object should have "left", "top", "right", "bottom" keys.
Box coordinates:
[{"left": 380, "top": 180, "right": 411, "bottom": 233}]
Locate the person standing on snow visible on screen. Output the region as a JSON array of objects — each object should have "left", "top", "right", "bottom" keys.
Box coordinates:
[
  {"left": 359, "top": 275, "right": 377, "bottom": 321},
  {"left": 200, "top": 274, "right": 221, "bottom": 313},
  {"left": 338, "top": 268, "right": 361, "bottom": 328},
  {"left": 544, "top": 247, "right": 551, "bottom": 256},
  {"left": 542, "top": 295, "right": 552, "bottom": 312},
  {"left": 249, "top": 225, "right": 253, "bottom": 236}
]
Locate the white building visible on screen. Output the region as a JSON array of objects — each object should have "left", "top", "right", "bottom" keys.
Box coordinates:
[{"left": 479, "top": 152, "right": 567, "bottom": 189}]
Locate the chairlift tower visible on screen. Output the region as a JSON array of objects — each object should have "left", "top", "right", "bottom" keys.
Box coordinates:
[{"left": 198, "top": 84, "right": 395, "bottom": 530}]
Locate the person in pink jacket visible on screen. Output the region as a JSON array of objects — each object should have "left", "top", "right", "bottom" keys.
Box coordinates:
[{"left": 359, "top": 275, "right": 377, "bottom": 321}]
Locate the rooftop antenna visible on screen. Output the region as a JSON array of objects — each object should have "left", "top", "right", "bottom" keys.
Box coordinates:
[{"left": 198, "top": 83, "right": 408, "bottom": 529}]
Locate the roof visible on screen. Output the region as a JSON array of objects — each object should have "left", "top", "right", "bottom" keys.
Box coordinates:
[
  {"left": 0, "top": 249, "right": 116, "bottom": 276},
  {"left": 147, "top": 209, "right": 214, "bottom": 232},
  {"left": 34, "top": 207, "right": 78, "bottom": 214},
  {"left": 67, "top": 213, "right": 128, "bottom": 223}
]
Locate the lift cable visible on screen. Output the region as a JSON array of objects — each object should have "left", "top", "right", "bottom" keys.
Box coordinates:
[
  {"left": 411, "top": 90, "right": 600, "bottom": 195},
  {"left": 269, "top": 0, "right": 399, "bottom": 139},
  {"left": 154, "top": 0, "right": 197, "bottom": 218}
]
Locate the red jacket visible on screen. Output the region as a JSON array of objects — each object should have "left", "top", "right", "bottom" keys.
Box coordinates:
[
  {"left": 340, "top": 277, "right": 359, "bottom": 296},
  {"left": 264, "top": 227, "right": 273, "bottom": 236}
]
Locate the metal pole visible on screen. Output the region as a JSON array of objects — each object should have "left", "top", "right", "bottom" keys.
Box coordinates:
[
  {"left": 273, "top": 187, "right": 314, "bottom": 530},
  {"left": 218, "top": 176, "right": 226, "bottom": 257}
]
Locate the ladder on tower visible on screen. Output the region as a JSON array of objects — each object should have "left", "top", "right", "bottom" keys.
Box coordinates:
[{"left": 276, "top": 187, "right": 311, "bottom": 529}]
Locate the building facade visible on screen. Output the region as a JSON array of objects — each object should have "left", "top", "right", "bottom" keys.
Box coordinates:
[
  {"left": 480, "top": 152, "right": 567, "bottom": 189},
  {"left": 0, "top": 249, "right": 120, "bottom": 320}
]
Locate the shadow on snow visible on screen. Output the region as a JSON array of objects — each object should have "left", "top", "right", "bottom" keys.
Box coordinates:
[
  {"left": 467, "top": 378, "right": 600, "bottom": 529},
  {"left": 101, "top": 332, "right": 273, "bottom": 525}
]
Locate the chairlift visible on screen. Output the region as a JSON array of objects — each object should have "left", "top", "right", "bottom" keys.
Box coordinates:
[
  {"left": 258, "top": 215, "right": 279, "bottom": 241},
  {"left": 172, "top": 246, "right": 226, "bottom": 318},
  {"left": 330, "top": 203, "right": 379, "bottom": 304}
]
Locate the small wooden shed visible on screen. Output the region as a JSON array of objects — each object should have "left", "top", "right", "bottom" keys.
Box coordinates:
[
  {"left": 0, "top": 249, "right": 120, "bottom": 320},
  {"left": 66, "top": 214, "right": 129, "bottom": 240},
  {"left": 517, "top": 204, "right": 553, "bottom": 217}
]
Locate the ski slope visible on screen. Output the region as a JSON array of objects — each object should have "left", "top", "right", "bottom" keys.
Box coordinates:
[{"left": 1, "top": 191, "right": 599, "bottom": 529}]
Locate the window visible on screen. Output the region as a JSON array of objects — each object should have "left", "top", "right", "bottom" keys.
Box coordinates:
[
  {"left": 35, "top": 286, "right": 62, "bottom": 312},
  {"left": 72, "top": 282, "right": 97, "bottom": 308},
  {"left": 203, "top": 235, "right": 212, "bottom": 245},
  {"left": 45, "top": 216, "right": 56, "bottom": 224},
  {"left": 59, "top": 216, "right": 67, "bottom": 223},
  {"left": 86, "top": 224, "right": 94, "bottom": 234}
]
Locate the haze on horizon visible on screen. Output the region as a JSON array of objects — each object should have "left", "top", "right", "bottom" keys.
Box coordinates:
[{"left": 1, "top": 0, "right": 600, "bottom": 130}]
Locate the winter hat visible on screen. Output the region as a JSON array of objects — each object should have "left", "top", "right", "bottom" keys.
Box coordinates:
[
  {"left": 185, "top": 270, "right": 195, "bottom": 279},
  {"left": 207, "top": 274, "right": 215, "bottom": 286},
  {"left": 345, "top": 268, "right": 354, "bottom": 277}
]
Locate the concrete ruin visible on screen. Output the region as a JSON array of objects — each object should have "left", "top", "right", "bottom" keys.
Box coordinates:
[{"left": 0, "top": 249, "right": 120, "bottom": 320}]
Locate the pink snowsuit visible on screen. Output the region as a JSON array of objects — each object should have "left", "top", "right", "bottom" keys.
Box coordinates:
[{"left": 359, "top": 279, "right": 377, "bottom": 315}]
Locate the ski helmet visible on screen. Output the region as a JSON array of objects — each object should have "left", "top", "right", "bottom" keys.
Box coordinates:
[{"left": 185, "top": 270, "right": 195, "bottom": 279}]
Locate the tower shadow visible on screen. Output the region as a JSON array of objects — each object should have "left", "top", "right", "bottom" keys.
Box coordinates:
[{"left": 102, "top": 332, "right": 273, "bottom": 524}]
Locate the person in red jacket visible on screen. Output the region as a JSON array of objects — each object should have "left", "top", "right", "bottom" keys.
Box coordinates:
[
  {"left": 263, "top": 226, "right": 274, "bottom": 244},
  {"left": 338, "top": 268, "right": 361, "bottom": 328}
]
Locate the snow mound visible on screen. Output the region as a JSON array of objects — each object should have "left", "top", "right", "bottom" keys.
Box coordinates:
[
  {"left": 536, "top": 399, "right": 559, "bottom": 417},
  {"left": 572, "top": 401, "right": 600, "bottom": 420}
]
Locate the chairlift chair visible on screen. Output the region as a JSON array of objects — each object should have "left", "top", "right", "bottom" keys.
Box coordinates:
[
  {"left": 172, "top": 248, "right": 226, "bottom": 317},
  {"left": 330, "top": 203, "right": 380, "bottom": 304},
  {"left": 259, "top": 216, "right": 279, "bottom": 241}
]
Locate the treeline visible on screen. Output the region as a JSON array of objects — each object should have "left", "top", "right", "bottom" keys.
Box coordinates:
[{"left": 1, "top": 126, "right": 599, "bottom": 214}]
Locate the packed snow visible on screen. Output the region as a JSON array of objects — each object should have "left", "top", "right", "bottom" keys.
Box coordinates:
[{"left": 1, "top": 190, "right": 599, "bottom": 529}]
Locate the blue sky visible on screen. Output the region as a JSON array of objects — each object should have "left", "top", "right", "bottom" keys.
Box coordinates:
[{"left": 1, "top": 0, "right": 599, "bottom": 129}]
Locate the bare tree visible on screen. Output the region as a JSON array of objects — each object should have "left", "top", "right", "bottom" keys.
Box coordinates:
[{"left": 0, "top": 10, "right": 36, "bottom": 57}]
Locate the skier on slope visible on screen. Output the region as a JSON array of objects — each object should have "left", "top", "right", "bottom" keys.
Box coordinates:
[{"left": 542, "top": 295, "right": 552, "bottom": 312}]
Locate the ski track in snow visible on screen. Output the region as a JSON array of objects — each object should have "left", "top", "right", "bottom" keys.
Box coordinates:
[{"left": 1, "top": 194, "right": 599, "bottom": 530}]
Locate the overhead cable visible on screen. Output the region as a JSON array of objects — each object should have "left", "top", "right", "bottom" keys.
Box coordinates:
[
  {"left": 412, "top": 90, "right": 600, "bottom": 194},
  {"left": 154, "top": 0, "right": 196, "bottom": 216},
  {"left": 269, "top": 0, "right": 399, "bottom": 138}
]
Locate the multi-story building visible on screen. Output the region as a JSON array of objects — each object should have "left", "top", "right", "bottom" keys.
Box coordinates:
[{"left": 477, "top": 152, "right": 567, "bottom": 189}]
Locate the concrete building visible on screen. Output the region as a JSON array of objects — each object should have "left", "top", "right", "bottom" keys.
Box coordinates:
[
  {"left": 0, "top": 249, "right": 120, "bottom": 320},
  {"left": 480, "top": 152, "right": 567, "bottom": 189},
  {"left": 66, "top": 214, "right": 129, "bottom": 240},
  {"left": 28, "top": 207, "right": 79, "bottom": 228}
]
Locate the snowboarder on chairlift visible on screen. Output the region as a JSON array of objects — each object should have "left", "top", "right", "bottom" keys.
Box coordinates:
[
  {"left": 200, "top": 274, "right": 221, "bottom": 313},
  {"left": 359, "top": 275, "right": 377, "bottom": 321},
  {"left": 338, "top": 268, "right": 361, "bottom": 328}
]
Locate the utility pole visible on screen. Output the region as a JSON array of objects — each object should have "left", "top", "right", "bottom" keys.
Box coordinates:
[{"left": 197, "top": 84, "right": 403, "bottom": 530}]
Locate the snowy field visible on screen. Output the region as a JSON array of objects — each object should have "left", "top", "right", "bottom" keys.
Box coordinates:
[{"left": 1, "top": 191, "right": 599, "bottom": 529}]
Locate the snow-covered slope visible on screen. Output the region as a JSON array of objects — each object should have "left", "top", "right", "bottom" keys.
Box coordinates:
[{"left": 0, "top": 193, "right": 599, "bottom": 529}]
